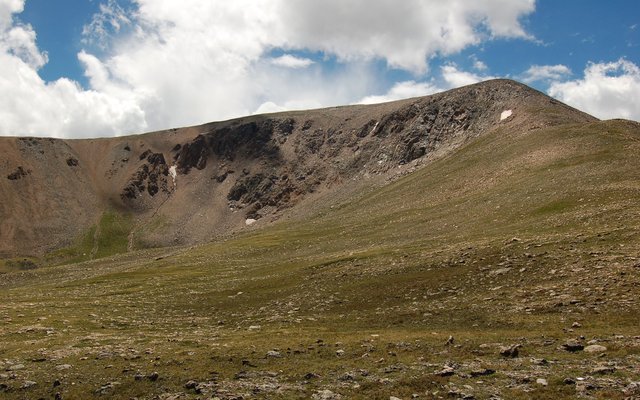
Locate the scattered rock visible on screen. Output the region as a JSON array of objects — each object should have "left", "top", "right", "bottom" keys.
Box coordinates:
[
  {"left": 338, "top": 372, "right": 355, "bottom": 381},
  {"left": 234, "top": 370, "right": 255, "bottom": 380},
  {"left": 266, "top": 350, "right": 282, "bottom": 358},
  {"left": 7, "top": 364, "right": 25, "bottom": 371},
  {"left": 148, "top": 372, "right": 159, "bottom": 381},
  {"left": 445, "top": 335, "right": 454, "bottom": 346},
  {"left": 536, "top": 378, "right": 548, "bottom": 386},
  {"left": 571, "top": 321, "right": 581, "bottom": 328},
  {"left": 470, "top": 368, "right": 495, "bottom": 377},
  {"left": 66, "top": 157, "right": 79, "bottom": 167},
  {"left": 499, "top": 344, "right": 521, "bottom": 358},
  {"left": 304, "top": 372, "right": 320, "bottom": 380},
  {"left": 434, "top": 366, "right": 455, "bottom": 377},
  {"left": 21, "top": 381, "right": 36, "bottom": 389},
  {"left": 55, "top": 364, "right": 72, "bottom": 371},
  {"left": 562, "top": 340, "right": 584, "bottom": 352},
  {"left": 185, "top": 380, "right": 198, "bottom": 389},
  {"left": 94, "top": 381, "right": 120, "bottom": 394},
  {"left": 336, "top": 349, "right": 345, "bottom": 357},
  {"left": 447, "top": 388, "right": 475, "bottom": 399},
  {"left": 241, "top": 359, "right": 256, "bottom": 367},
  {"left": 312, "top": 389, "right": 342, "bottom": 400},
  {"left": 583, "top": 344, "right": 607, "bottom": 353},
  {"left": 591, "top": 365, "right": 616, "bottom": 374},
  {"left": 383, "top": 364, "right": 405, "bottom": 373},
  {"left": 489, "top": 267, "right": 511, "bottom": 276},
  {"left": 624, "top": 381, "right": 640, "bottom": 396}
]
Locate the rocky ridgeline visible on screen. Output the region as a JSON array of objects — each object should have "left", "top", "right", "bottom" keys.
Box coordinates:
[
  {"left": 120, "top": 80, "right": 581, "bottom": 222},
  {"left": 0, "top": 79, "right": 596, "bottom": 255}
]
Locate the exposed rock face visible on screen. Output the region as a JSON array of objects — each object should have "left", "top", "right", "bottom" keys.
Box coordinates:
[
  {"left": 122, "top": 152, "right": 170, "bottom": 201},
  {"left": 144, "top": 79, "right": 588, "bottom": 224},
  {"left": 174, "top": 119, "right": 284, "bottom": 174}
]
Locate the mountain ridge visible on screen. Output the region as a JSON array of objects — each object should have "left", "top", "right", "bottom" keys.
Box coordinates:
[{"left": 0, "top": 79, "right": 598, "bottom": 257}]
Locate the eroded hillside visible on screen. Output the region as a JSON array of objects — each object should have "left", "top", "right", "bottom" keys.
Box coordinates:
[{"left": 0, "top": 80, "right": 595, "bottom": 258}]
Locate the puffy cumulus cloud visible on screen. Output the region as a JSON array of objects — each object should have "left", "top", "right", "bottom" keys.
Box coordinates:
[
  {"left": 522, "top": 64, "right": 571, "bottom": 83},
  {"left": 0, "top": 51, "right": 146, "bottom": 137},
  {"left": 0, "top": 0, "right": 536, "bottom": 138},
  {"left": 91, "top": 0, "right": 533, "bottom": 128},
  {"left": 82, "top": 0, "right": 132, "bottom": 49},
  {"left": 0, "top": 0, "right": 46, "bottom": 69},
  {"left": 279, "top": 0, "right": 534, "bottom": 73},
  {"left": 270, "top": 54, "right": 315, "bottom": 69},
  {"left": 0, "top": 0, "right": 22, "bottom": 29},
  {"left": 548, "top": 59, "right": 640, "bottom": 121},
  {"left": 357, "top": 64, "right": 498, "bottom": 105},
  {"left": 252, "top": 61, "right": 379, "bottom": 114},
  {"left": 358, "top": 80, "right": 441, "bottom": 104},
  {"left": 441, "top": 64, "right": 496, "bottom": 87},
  {"left": 473, "top": 60, "right": 488, "bottom": 71},
  {"left": 0, "top": 0, "right": 146, "bottom": 137}
]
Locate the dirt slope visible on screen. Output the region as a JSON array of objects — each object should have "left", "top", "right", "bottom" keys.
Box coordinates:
[{"left": 0, "top": 79, "right": 596, "bottom": 257}]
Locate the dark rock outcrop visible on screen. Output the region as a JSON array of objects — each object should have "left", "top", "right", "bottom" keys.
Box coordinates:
[
  {"left": 122, "top": 152, "right": 170, "bottom": 200},
  {"left": 7, "top": 166, "right": 30, "bottom": 180}
]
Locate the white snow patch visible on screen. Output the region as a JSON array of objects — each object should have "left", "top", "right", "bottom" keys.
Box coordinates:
[
  {"left": 500, "top": 109, "right": 513, "bottom": 121},
  {"left": 169, "top": 165, "right": 177, "bottom": 186},
  {"left": 369, "top": 121, "right": 379, "bottom": 136},
  {"left": 245, "top": 218, "right": 257, "bottom": 226}
]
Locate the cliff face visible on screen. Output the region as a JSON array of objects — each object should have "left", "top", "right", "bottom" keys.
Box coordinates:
[{"left": 0, "top": 80, "right": 596, "bottom": 256}]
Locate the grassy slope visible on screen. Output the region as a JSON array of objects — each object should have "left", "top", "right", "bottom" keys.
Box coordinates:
[
  {"left": 0, "top": 120, "right": 639, "bottom": 399},
  {"left": 43, "top": 211, "right": 133, "bottom": 265}
]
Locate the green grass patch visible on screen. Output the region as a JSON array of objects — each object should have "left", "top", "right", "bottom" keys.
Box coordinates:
[{"left": 43, "top": 211, "right": 133, "bottom": 265}]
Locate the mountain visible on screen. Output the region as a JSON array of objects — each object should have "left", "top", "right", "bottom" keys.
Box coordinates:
[
  {"left": 1, "top": 80, "right": 639, "bottom": 399},
  {"left": 0, "top": 79, "right": 595, "bottom": 258}
]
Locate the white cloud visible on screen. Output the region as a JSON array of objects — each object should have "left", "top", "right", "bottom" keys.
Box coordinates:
[
  {"left": 0, "top": 0, "right": 536, "bottom": 138},
  {"left": 278, "top": 0, "right": 534, "bottom": 73},
  {"left": 441, "top": 64, "right": 496, "bottom": 87},
  {"left": 473, "top": 60, "right": 488, "bottom": 71},
  {"left": 523, "top": 64, "right": 571, "bottom": 83},
  {"left": 270, "top": 54, "right": 314, "bottom": 69},
  {"left": 0, "top": 0, "right": 46, "bottom": 70},
  {"left": 0, "top": 0, "right": 22, "bottom": 30},
  {"left": 82, "top": 0, "right": 132, "bottom": 48},
  {"left": 254, "top": 101, "right": 287, "bottom": 114},
  {"left": 358, "top": 80, "right": 441, "bottom": 104},
  {"left": 357, "top": 64, "right": 499, "bottom": 105},
  {"left": 548, "top": 59, "right": 640, "bottom": 121},
  {"left": 0, "top": 0, "right": 146, "bottom": 138}
]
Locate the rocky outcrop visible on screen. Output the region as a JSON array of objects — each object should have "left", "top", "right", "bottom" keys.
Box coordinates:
[
  {"left": 174, "top": 118, "right": 288, "bottom": 174},
  {"left": 7, "top": 166, "right": 30, "bottom": 180},
  {"left": 122, "top": 152, "right": 170, "bottom": 200}
]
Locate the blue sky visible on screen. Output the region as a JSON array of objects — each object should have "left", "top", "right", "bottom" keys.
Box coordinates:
[{"left": 1, "top": 0, "right": 639, "bottom": 138}]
